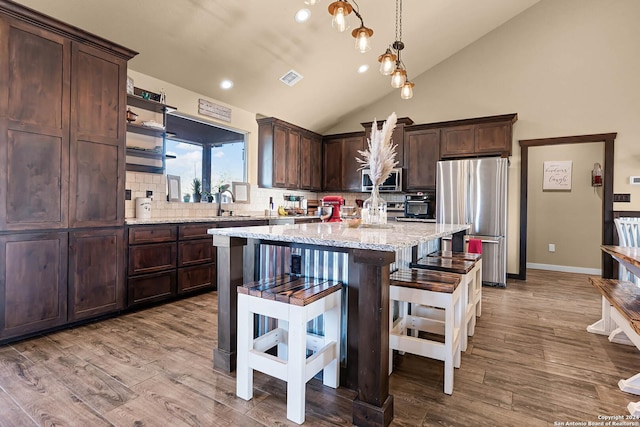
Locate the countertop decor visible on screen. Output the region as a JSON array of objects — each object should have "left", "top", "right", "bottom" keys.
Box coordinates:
[{"left": 357, "top": 112, "right": 398, "bottom": 226}]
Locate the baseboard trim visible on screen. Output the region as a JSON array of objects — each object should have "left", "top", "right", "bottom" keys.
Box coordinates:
[{"left": 526, "top": 262, "right": 601, "bottom": 276}]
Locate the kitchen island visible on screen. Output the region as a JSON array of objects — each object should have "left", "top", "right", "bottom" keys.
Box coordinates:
[{"left": 208, "top": 221, "right": 469, "bottom": 426}]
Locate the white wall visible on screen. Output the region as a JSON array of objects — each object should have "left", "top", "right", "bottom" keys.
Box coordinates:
[{"left": 325, "top": 0, "right": 640, "bottom": 274}]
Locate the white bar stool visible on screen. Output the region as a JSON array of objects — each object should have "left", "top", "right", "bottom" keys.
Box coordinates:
[
  {"left": 389, "top": 268, "right": 463, "bottom": 395},
  {"left": 236, "top": 276, "right": 342, "bottom": 425}
]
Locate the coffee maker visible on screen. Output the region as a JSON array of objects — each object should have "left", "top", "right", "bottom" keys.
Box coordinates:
[{"left": 321, "top": 195, "right": 345, "bottom": 222}]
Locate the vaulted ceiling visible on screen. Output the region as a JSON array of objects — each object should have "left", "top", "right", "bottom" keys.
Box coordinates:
[{"left": 15, "top": 0, "right": 540, "bottom": 133}]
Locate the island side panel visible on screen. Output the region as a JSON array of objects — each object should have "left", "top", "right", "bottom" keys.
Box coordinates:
[
  {"left": 350, "top": 248, "right": 396, "bottom": 427},
  {"left": 212, "top": 234, "right": 247, "bottom": 372}
]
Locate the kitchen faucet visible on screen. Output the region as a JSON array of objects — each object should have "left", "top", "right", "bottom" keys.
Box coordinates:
[{"left": 217, "top": 188, "right": 235, "bottom": 216}]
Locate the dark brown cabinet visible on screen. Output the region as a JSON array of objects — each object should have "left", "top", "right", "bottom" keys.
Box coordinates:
[
  {"left": 0, "top": 2, "right": 136, "bottom": 343},
  {"left": 0, "top": 17, "right": 70, "bottom": 231},
  {"left": 70, "top": 42, "right": 127, "bottom": 228},
  {"left": 299, "top": 134, "right": 323, "bottom": 191},
  {"left": 404, "top": 128, "right": 440, "bottom": 191},
  {"left": 257, "top": 117, "right": 322, "bottom": 190},
  {"left": 69, "top": 228, "right": 125, "bottom": 322},
  {"left": 0, "top": 232, "right": 68, "bottom": 340},
  {"left": 127, "top": 224, "right": 178, "bottom": 306},
  {"left": 439, "top": 114, "right": 517, "bottom": 158},
  {"left": 322, "top": 132, "right": 365, "bottom": 192}
]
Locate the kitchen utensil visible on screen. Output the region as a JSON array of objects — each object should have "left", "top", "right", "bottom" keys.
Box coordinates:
[{"left": 318, "top": 206, "right": 333, "bottom": 222}]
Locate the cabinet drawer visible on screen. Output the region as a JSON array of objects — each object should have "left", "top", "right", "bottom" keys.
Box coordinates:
[
  {"left": 178, "top": 240, "right": 213, "bottom": 267},
  {"left": 127, "top": 271, "right": 176, "bottom": 307},
  {"left": 179, "top": 223, "right": 216, "bottom": 240},
  {"left": 128, "top": 242, "right": 177, "bottom": 275},
  {"left": 178, "top": 264, "right": 215, "bottom": 294},
  {"left": 128, "top": 225, "right": 178, "bottom": 244}
]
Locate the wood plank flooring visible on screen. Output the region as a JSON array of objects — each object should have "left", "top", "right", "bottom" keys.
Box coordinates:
[{"left": 1, "top": 269, "right": 639, "bottom": 426}]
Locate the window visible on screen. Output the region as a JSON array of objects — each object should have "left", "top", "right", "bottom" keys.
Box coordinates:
[{"left": 164, "top": 113, "right": 246, "bottom": 202}]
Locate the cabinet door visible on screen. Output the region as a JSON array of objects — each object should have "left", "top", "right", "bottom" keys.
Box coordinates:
[
  {"left": 129, "top": 225, "right": 178, "bottom": 244},
  {"left": 286, "top": 129, "right": 300, "bottom": 188},
  {"left": 273, "top": 125, "right": 288, "bottom": 187},
  {"left": 68, "top": 228, "right": 124, "bottom": 321},
  {"left": 128, "top": 242, "right": 177, "bottom": 275},
  {"left": 0, "top": 17, "right": 70, "bottom": 231},
  {"left": 178, "top": 240, "right": 213, "bottom": 267},
  {"left": 69, "top": 42, "right": 127, "bottom": 227},
  {"left": 128, "top": 271, "right": 176, "bottom": 307},
  {"left": 0, "top": 232, "right": 68, "bottom": 339},
  {"left": 342, "top": 136, "right": 365, "bottom": 191},
  {"left": 178, "top": 264, "right": 215, "bottom": 294},
  {"left": 323, "top": 138, "right": 343, "bottom": 191},
  {"left": 299, "top": 134, "right": 312, "bottom": 190},
  {"left": 310, "top": 136, "right": 323, "bottom": 191},
  {"left": 405, "top": 129, "right": 440, "bottom": 191},
  {"left": 475, "top": 121, "right": 511, "bottom": 156},
  {"left": 440, "top": 125, "right": 475, "bottom": 158}
]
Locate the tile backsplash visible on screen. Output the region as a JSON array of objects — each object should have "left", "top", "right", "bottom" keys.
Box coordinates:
[{"left": 125, "top": 171, "right": 405, "bottom": 219}]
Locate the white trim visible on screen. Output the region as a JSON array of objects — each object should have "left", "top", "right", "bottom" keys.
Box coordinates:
[{"left": 526, "top": 262, "right": 601, "bottom": 275}]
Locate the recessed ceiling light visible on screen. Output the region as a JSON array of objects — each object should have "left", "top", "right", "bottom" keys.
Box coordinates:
[
  {"left": 358, "top": 64, "right": 369, "bottom": 73},
  {"left": 295, "top": 8, "right": 311, "bottom": 23},
  {"left": 220, "top": 80, "right": 233, "bottom": 90}
]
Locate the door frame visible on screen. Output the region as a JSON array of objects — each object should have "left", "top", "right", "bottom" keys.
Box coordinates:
[{"left": 518, "top": 133, "right": 617, "bottom": 280}]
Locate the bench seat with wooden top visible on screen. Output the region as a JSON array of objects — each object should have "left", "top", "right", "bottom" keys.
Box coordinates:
[
  {"left": 427, "top": 250, "right": 483, "bottom": 317},
  {"left": 410, "top": 256, "right": 480, "bottom": 351},
  {"left": 236, "top": 275, "right": 342, "bottom": 425},
  {"left": 389, "top": 269, "right": 463, "bottom": 395},
  {"left": 589, "top": 277, "right": 640, "bottom": 401}
]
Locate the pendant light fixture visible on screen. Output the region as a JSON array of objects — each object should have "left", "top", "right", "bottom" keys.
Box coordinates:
[
  {"left": 378, "top": 0, "right": 415, "bottom": 99},
  {"left": 327, "top": 0, "right": 353, "bottom": 33},
  {"left": 327, "top": 0, "right": 373, "bottom": 53}
]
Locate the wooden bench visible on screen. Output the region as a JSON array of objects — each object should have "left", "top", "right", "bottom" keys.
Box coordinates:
[
  {"left": 589, "top": 277, "right": 640, "bottom": 401},
  {"left": 389, "top": 269, "right": 463, "bottom": 395},
  {"left": 410, "top": 256, "right": 482, "bottom": 351},
  {"left": 236, "top": 275, "right": 342, "bottom": 424}
]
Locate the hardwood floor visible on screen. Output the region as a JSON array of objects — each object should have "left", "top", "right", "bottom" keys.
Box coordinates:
[{"left": 0, "top": 269, "right": 639, "bottom": 426}]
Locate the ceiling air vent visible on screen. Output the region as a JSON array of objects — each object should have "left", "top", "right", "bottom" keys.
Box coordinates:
[{"left": 280, "top": 70, "right": 303, "bottom": 86}]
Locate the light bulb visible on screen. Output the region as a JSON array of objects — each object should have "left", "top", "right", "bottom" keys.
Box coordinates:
[
  {"left": 400, "top": 81, "right": 414, "bottom": 99},
  {"left": 332, "top": 6, "right": 348, "bottom": 32},
  {"left": 378, "top": 49, "right": 396, "bottom": 75},
  {"left": 390, "top": 67, "right": 406, "bottom": 88},
  {"left": 353, "top": 27, "right": 372, "bottom": 53}
]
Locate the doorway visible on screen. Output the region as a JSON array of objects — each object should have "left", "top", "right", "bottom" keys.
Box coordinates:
[{"left": 518, "top": 133, "right": 616, "bottom": 280}]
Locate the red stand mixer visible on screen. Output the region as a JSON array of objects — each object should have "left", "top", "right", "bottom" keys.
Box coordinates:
[{"left": 321, "top": 196, "right": 345, "bottom": 222}]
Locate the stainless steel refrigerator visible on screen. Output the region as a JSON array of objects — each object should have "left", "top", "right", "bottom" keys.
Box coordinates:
[{"left": 436, "top": 157, "right": 508, "bottom": 287}]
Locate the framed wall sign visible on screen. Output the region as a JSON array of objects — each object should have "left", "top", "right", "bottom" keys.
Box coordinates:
[
  {"left": 543, "top": 161, "right": 572, "bottom": 190},
  {"left": 167, "top": 174, "right": 181, "bottom": 202}
]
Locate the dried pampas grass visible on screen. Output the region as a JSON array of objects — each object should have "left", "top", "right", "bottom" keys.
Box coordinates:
[{"left": 356, "top": 112, "right": 398, "bottom": 186}]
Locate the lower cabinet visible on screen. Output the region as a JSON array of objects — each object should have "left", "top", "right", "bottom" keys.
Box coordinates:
[
  {"left": 0, "top": 232, "right": 68, "bottom": 340},
  {"left": 68, "top": 228, "right": 125, "bottom": 322}
]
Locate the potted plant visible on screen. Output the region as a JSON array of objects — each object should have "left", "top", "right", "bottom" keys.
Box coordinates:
[
  {"left": 183, "top": 194, "right": 191, "bottom": 203},
  {"left": 192, "top": 177, "right": 202, "bottom": 203}
]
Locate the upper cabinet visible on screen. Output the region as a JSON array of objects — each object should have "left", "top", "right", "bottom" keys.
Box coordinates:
[
  {"left": 404, "top": 127, "right": 440, "bottom": 191},
  {"left": 257, "top": 117, "right": 322, "bottom": 191},
  {"left": 361, "top": 117, "right": 413, "bottom": 169},
  {"left": 439, "top": 114, "right": 517, "bottom": 159},
  {"left": 322, "top": 132, "right": 365, "bottom": 192}
]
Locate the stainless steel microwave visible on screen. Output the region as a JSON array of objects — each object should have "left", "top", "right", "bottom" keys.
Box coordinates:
[{"left": 361, "top": 168, "right": 402, "bottom": 192}]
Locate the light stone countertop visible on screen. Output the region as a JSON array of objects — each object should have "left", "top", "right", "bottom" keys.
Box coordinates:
[
  {"left": 125, "top": 215, "right": 319, "bottom": 225},
  {"left": 207, "top": 222, "right": 469, "bottom": 252}
]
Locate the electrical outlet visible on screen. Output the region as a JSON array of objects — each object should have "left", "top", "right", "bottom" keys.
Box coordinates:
[
  {"left": 291, "top": 254, "right": 302, "bottom": 275},
  {"left": 146, "top": 190, "right": 153, "bottom": 199},
  {"left": 549, "top": 243, "right": 555, "bottom": 252},
  {"left": 125, "top": 189, "right": 131, "bottom": 200}
]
